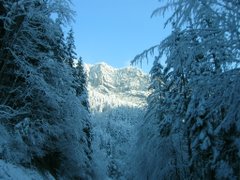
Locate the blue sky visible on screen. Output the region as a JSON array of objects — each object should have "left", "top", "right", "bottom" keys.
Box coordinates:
[{"left": 70, "top": 0, "right": 170, "bottom": 72}]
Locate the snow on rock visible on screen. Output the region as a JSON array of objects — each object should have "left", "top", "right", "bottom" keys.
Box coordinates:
[
  {"left": 85, "top": 62, "right": 149, "bottom": 112},
  {"left": 86, "top": 63, "right": 149, "bottom": 179}
]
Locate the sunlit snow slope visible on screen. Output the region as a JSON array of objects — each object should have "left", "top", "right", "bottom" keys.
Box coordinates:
[{"left": 85, "top": 63, "right": 149, "bottom": 179}]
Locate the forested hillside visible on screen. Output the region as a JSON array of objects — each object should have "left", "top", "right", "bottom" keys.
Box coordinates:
[{"left": 0, "top": 0, "right": 92, "bottom": 179}]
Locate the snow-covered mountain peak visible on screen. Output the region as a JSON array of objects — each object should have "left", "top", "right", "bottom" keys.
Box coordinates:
[
  {"left": 85, "top": 63, "right": 149, "bottom": 93},
  {"left": 85, "top": 63, "right": 150, "bottom": 112},
  {"left": 87, "top": 63, "right": 150, "bottom": 179}
]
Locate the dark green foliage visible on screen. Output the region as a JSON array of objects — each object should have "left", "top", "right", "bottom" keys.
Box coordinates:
[
  {"left": 34, "top": 151, "right": 62, "bottom": 178},
  {"left": 75, "top": 57, "right": 87, "bottom": 96},
  {"left": 66, "top": 28, "right": 77, "bottom": 67}
]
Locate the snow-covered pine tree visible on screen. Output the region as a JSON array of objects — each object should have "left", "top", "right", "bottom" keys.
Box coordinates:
[
  {"left": 75, "top": 57, "right": 87, "bottom": 95},
  {"left": 132, "top": 28, "right": 193, "bottom": 179},
  {"left": 147, "top": 56, "right": 166, "bottom": 122},
  {"left": 65, "top": 28, "right": 89, "bottom": 101},
  {"left": 75, "top": 57, "right": 89, "bottom": 108},
  {"left": 66, "top": 28, "right": 90, "bottom": 109},
  {"left": 53, "top": 18, "right": 68, "bottom": 63},
  {"left": 66, "top": 28, "right": 77, "bottom": 67},
  {"left": 131, "top": 0, "right": 240, "bottom": 179}
]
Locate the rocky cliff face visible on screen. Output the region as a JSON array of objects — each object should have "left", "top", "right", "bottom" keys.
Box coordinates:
[{"left": 85, "top": 62, "right": 149, "bottom": 112}]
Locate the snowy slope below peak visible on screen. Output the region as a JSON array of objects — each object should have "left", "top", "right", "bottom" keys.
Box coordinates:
[{"left": 86, "top": 63, "right": 149, "bottom": 179}]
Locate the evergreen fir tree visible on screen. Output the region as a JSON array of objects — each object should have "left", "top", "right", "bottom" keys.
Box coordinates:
[
  {"left": 66, "top": 28, "right": 77, "bottom": 67},
  {"left": 75, "top": 57, "right": 87, "bottom": 96},
  {"left": 75, "top": 57, "right": 90, "bottom": 109},
  {"left": 53, "top": 19, "right": 68, "bottom": 62}
]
